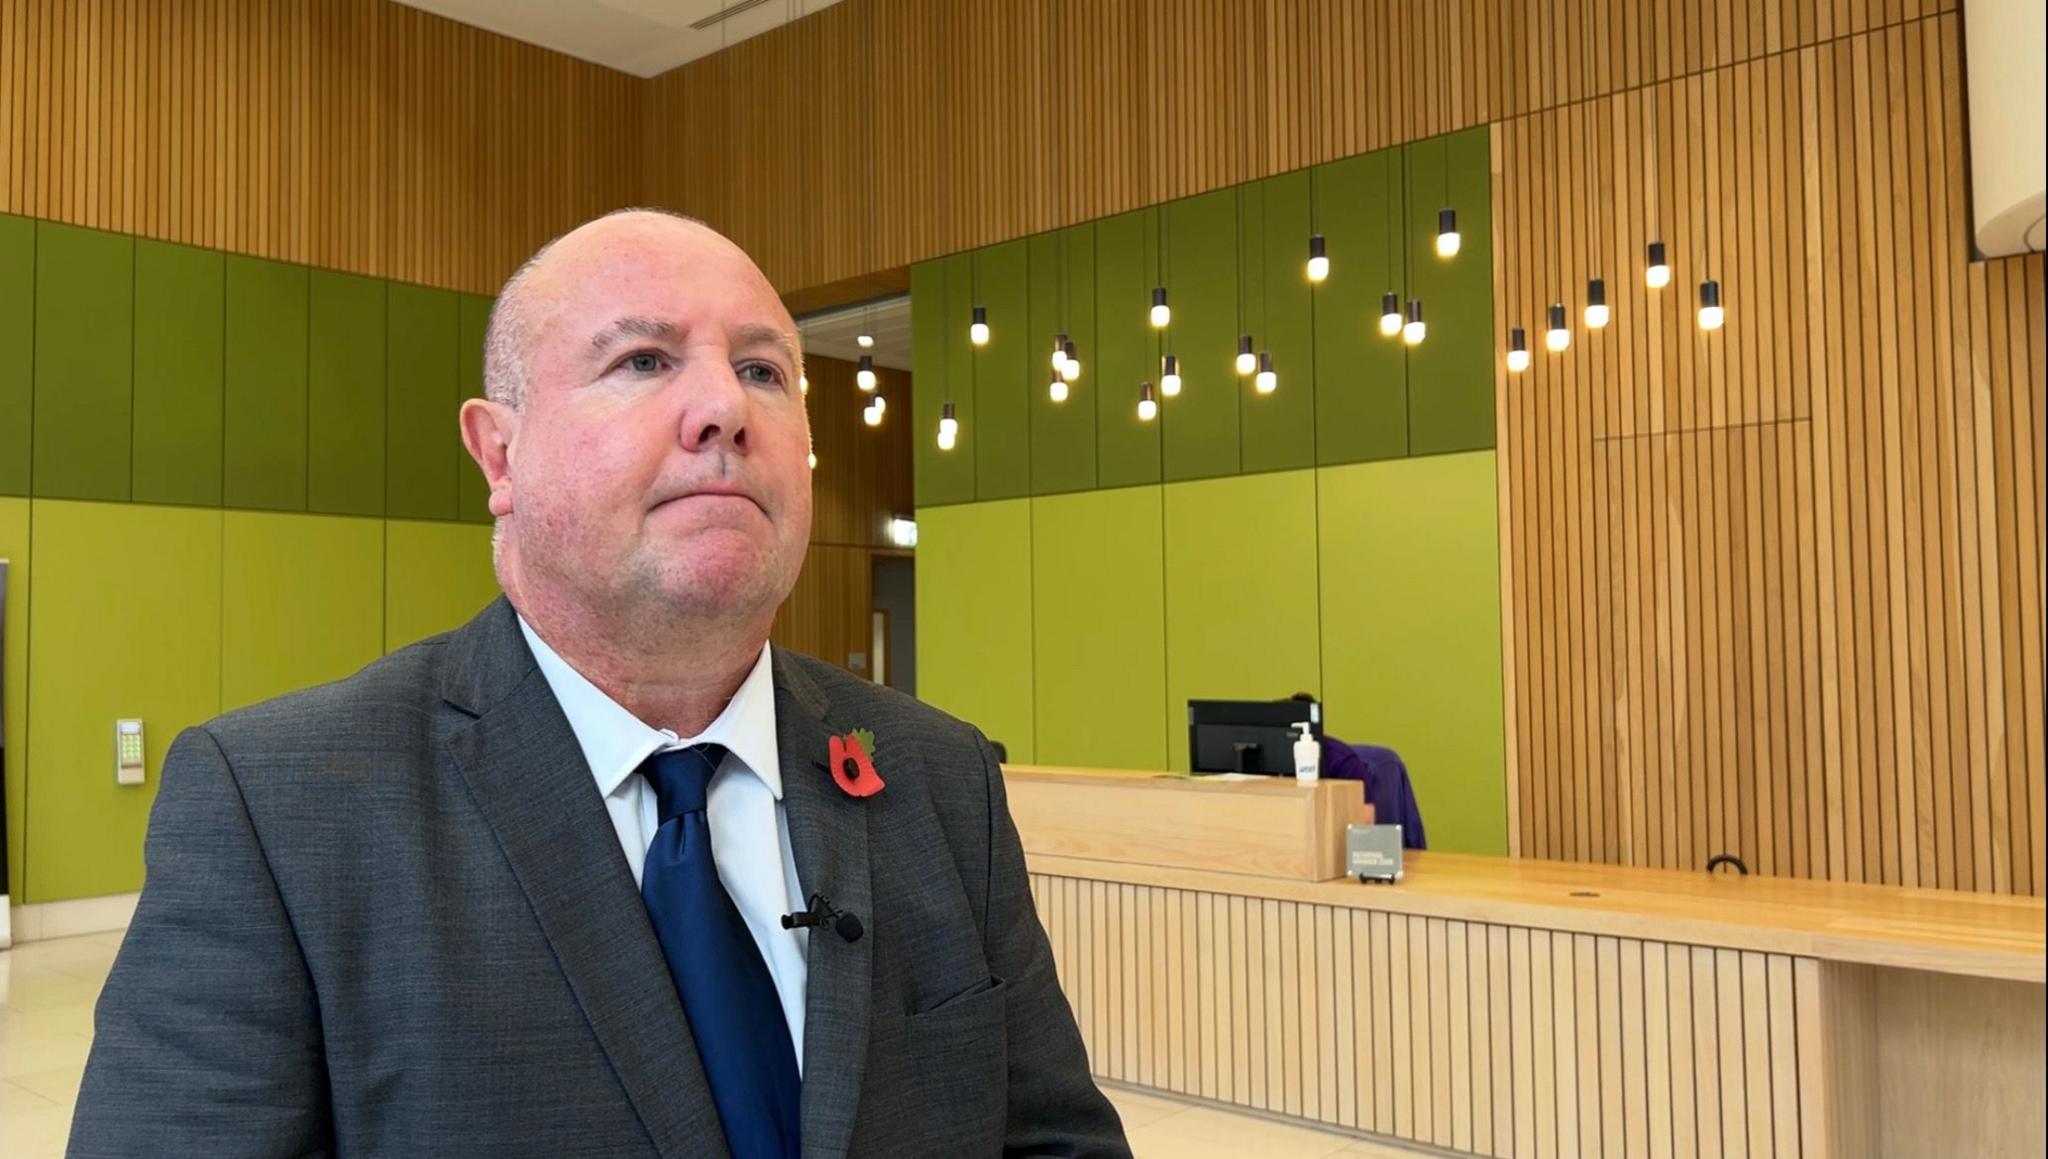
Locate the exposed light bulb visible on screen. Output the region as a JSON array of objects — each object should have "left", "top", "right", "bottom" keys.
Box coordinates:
[
  {"left": 871, "top": 393, "right": 886, "bottom": 416},
  {"left": 936, "top": 428, "right": 956, "bottom": 451},
  {"left": 1060, "top": 340, "right": 1080, "bottom": 382},
  {"left": 1136, "top": 381, "right": 1158, "bottom": 422},
  {"left": 1645, "top": 241, "right": 1670, "bottom": 289},
  {"left": 1584, "top": 278, "right": 1610, "bottom": 329},
  {"left": 1305, "top": 234, "right": 1329, "bottom": 283},
  {"left": 1545, "top": 303, "right": 1571, "bottom": 351},
  {"left": 1403, "top": 300, "right": 1426, "bottom": 346},
  {"left": 1150, "top": 286, "right": 1171, "bottom": 328},
  {"left": 1698, "top": 279, "right": 1724, "bottom": 330},
  {"left": 1379, "top": 291, "right": 1403, "bottom": 337},
  {"left": 1254, "top": 351, "right": 1277, "bottom": 394},
  {"left": 856, "top": 354, "right": 877, "bottom": 391},
  {"left": 969, "top": 305, "right": 989, "bottom": 346},
  {"left": 807, "top": 451, "right": 817, "bottom": 469},
  {"left": 862, "top": 403, "right": 882, "bottom": 427},
  {"left": 1160, "top": 354, "right": 1182, "bottom": 398},
  {"left": 799, "top": 374, "right": 809, "bottom": 394},
  {"left": 1436, "top": 208, "right": 1461, "bottom": 258},
  {"left": 1234, "top": 334, "right": 1256, "bottom": 375},
  {"left": 1051, "top": 334, "right": 1069, "bottom": 372},
  {"left": 937, "top": 401, "right": 958, "bottom": 450},
  {"left": 1506, "top": 326, "right": 1531, "bottom": 373},
  {"left": 1049, "top": 376, "right": 1068, "bottom": 403},
  {"left": 856, "top": 334, "right": 874, "bottom": 348}
]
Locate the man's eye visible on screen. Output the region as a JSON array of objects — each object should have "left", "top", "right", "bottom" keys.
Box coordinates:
[
  {"left": 739, "top": 363, "right": 782, "bottom": 386},
  {"left": 626, "top": 352, "right": 663, "bottom": 373}
]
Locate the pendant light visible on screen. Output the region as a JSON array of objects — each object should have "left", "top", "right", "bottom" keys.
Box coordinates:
[
  {"left": 799, "top": 373, "right": 809, "bottom": 395},
  {"left": 1435, "top": 208, "right": 1461, "bottom": 258},
  {"left": 856, "top": 354, "right": 877, "bottom": 391},
  {"left": 1506, "top": 327, "right": 1531, "bottom": 372},
  {"left": 1160, "top": 354, "right": 1182, "bottom": 398},
  {"left": 1051, "top": 333, "right": 1068, "bottom": 373},
  {"left": 1049, "top": 372, "right": 1068, "bottom": 404},
  {"left": 1060, "top": 339, "right": 1080, "bottom": 382},
  {"left": 936, "top": 400, "right": 958, "bottom": 450},
  {"left": 1403, "top": 300, "right": 1426, "bottom": 346},
  {"left": 1545, "top": 304, "right": 1571, "bottom": 351},
  {"left": 1645, "top": 241, "right": 1670, "bottom": 289},
  {"left": 1305, "top": 45, "right": 1330, "bottom": 284},
  {"left": 856, "top": 333, "right": 874, "bottom": 349},
  {"left": 1150, "top": 286, "right": 1171, "bottom": 328},
  {"left": 807, "top": 450, "right": 817, "bottom": 469},
  {"left": 969, "top": 305, "right": 988, "bottom": 346},
  {"left": 1584, "top": 278, "right": 1609, "bottom": 329},
  {"left": 1698, "top": 280, "right": 1724, "bottom": 330},
  {"left": 1306, "top": 233, "right": 1329, "bottom": 283},
  {"left": 1379, "top": 290, "right": 1403, "bottom": 336},
  {"left": 1136, "top": 381, "right": 1158, "bottom": 422},
  {"left": 1254, "top": 352, "right": 1277, "bottom": 394},
  {"left": 1235, "top": 334, "right": 1256, "bottom": 376},
  {"left": 862, "top": 397, "right": 884, "bottom": 427}
]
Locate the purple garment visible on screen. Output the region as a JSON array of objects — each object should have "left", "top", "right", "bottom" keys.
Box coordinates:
[{"left": 1316, "top": 734, "right": 1427, "bottom": 850}]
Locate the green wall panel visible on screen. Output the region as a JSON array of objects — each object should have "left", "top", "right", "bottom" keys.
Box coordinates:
[
  {"left": 914, "top": 499, "right": 1034, "bottom": 761},
  {"left": 221, "top": 511, "right": 384, "bottom": 712},
  {"left": 386, "top": 283, "right": 460, "bottom": 520},
  {"left": 971, "top": 240, "right": 1031, "bottom": 501},
  {"left": 1318, "top": 451, "right": 1507, "bottom": 854},
  {"left": 384, "top": 519, "right": 498, "bottom": 651},
  {"left": 1161, "top": 471, "right": 1322, "bottom": 772},
  {"left": 1404, "top": 128, "right": 1495, "bottom": 455},
  {"left": 1312, "top": 149, "right": 1410, "bottom": 466},
  {"left": 133, "top": 241, "right": 226, "bottom": 508},
  {"left": 1243, "top": 171, "right": 1317, "bottom": 474},
  {"left": 308, "top": 270, "right": 387, "bottom": 517},
  {"left": 912, "top": 257, "right": 975, "bottom": 507},
  {"left": 33, "top": 223, "right": 133, "bottom": 502},
  {"left": 1160, "top": 190, "right": 1241, "bottom": 482},
  {"left": 2, "top": 497, "right": 30, "bottom": 896},
  {"left": 223, "top": 255, "right": 310, "bottom": 512},
  {"left": 0, "top": 216, "right": 34, "bottom": 496},
  {"left": 26, "top": 500, "right": 221, "bottom": 902},
  {"left": 1030, "top": 487, "right": 1169, "bottom": 769},
  {"left": 1027, "top": 226, "right": 1097, "bottom": 495},
  {"left": 457, "top": 294, "right": 494, "bottom": 523},
  {"left": 1092, "top": 209, "right": 1160, "bottom": 489}
]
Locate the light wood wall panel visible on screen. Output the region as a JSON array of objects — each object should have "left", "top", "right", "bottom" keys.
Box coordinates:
[
  {"left": 1029, "top": 869, "right": 1828, "bottom": 1158},
  {"left": 0, "top": 0, "right": 644, "bottom": 296},
  {"left": 1493, "top": 13, "right": 2045, "bottom": 894},
  {"left": 642, "top": 0, "right": 1961, "bottom": 300}
]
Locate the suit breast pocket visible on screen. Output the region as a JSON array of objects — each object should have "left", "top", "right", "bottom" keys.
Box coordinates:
[{"left": 858, "top": 977, "right": 1009, "bottom": 1152}]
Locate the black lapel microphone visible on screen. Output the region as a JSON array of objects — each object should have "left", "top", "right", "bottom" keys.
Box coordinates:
[{"left": 780, "top": 892, "right": 865, "bottom": 944}]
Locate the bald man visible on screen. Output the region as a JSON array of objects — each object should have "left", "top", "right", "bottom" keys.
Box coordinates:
[{"left": 70, "top": 210, "right": 1129, "bottom": 1159}]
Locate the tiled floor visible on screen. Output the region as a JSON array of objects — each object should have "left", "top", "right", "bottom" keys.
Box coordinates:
[{"left": 1, "top": 930, "right": 1431, "bottom": 1158}]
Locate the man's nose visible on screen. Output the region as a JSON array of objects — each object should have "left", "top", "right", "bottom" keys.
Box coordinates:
[{"left": 677, "top": 362, "right": 749, "bottom": 453}]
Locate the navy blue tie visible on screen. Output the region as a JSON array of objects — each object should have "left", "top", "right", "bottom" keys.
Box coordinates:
[{"left": 638, "top": 745, "right": 801, "bottom": 1158}]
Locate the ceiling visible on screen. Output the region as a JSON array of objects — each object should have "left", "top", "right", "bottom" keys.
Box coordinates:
[
  {"left": 797, "top": 295, "right": 911, "bottom": 373},
  {"left": 394, "top": 0, "right": 841, "bottom": 78}
]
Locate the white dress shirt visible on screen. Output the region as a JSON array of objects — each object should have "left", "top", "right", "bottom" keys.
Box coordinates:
[{"left": 519, "top": 619, "right": 809, "bottom": 1069}]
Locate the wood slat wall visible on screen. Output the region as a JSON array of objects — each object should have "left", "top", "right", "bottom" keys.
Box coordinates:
[
  {"left": 0, "top": 0, "right": 644, "bottom": 296},
  {"left": 1028, "top": 869, "right": 1821, "bottom": 1158},
  {"left": 1493, "top": 12, "right": 2045, "bottom": 895},
  {"left": 642, "top": 0, "right": 1966, "bottom": 301}
]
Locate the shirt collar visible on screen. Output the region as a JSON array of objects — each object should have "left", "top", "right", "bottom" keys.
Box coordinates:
[{"left": 518, "top": 616, "right": 783, "bottom": 802}]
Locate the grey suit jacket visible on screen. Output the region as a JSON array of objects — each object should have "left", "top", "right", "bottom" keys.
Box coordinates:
[{"left": 69, "top": 597, "right": 1129, "bottom": 1158}]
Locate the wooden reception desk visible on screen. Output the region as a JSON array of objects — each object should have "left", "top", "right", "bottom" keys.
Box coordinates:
[{"left": 1005, "top": 764, "right": 2046, "bottom": 1159}]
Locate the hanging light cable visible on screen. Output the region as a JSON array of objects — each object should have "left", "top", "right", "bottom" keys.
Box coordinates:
[
  {"left": 1306, "top": 39, "right": 1330, "bottom": 283},
  {"left": 1645, "top": 77, "right": 1670, "bottom": 288},
  {"left": 1581, "top": 13, "right": 1608, "bottom": 331},
  {"left": 1379, "top": 147, "right": 1404, "bottom": 337},
  {"left": 1435, "top": 26, "right": 1460, "bottom": 260},
  {"left": 1695, "top": 56, "right": 1725, "bottom": 332},
  {"left": 1401, "top": 145, "right": 1424, "bottom": 346}
]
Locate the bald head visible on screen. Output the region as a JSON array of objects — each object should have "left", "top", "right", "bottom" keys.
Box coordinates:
[{"left": 483, "top": 208, "right": 798, "bottom": 411}]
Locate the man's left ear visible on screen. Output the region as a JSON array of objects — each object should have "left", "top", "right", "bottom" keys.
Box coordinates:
[{"left": 459, "top": 398, "right": 517, "bottom": 518}]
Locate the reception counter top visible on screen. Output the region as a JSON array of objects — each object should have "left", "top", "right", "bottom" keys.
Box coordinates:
[{"left": 1004, "top": 763, "right": 2046, "bottom": 1157}]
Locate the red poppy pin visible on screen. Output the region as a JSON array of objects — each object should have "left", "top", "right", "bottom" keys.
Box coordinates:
[{"left": 829, "top": 729, "right": 885, "bottom": 799}]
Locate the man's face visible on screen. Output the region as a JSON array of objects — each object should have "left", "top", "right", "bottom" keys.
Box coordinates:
[{"left": 497, "top": 216, "right": 812, "bottom": 628}]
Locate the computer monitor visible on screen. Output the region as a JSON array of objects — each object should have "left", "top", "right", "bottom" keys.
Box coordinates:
[{"left": 1187, "top": 698, "right": 1322, "bottom": 775}]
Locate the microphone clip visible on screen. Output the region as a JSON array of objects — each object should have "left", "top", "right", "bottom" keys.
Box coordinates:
[{"left": 781, "top": 892, "right": 865, "bottom": 944}]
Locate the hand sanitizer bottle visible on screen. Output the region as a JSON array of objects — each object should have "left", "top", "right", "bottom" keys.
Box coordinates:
[{"left": 1292, "top": 723, "right": 1320, "bottom": 784}]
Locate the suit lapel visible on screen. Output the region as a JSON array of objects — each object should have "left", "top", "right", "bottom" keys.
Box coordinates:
[
  {"left": 773, "top": 651, "right": 874, "bottom": 1159},
  {"left": 441, "top": 599, "right": 729, "bottom": 1159}
]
